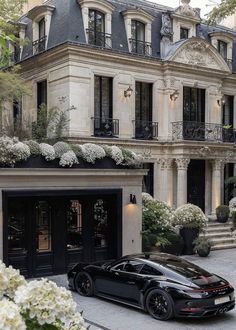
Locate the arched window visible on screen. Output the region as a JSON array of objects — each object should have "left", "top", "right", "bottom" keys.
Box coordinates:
[{"left": 131, "top": 20, "right": 145, "bottom": 54}]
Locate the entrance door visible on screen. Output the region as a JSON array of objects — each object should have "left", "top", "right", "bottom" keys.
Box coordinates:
[{"left": 187, "top": 160, "right": 205, "bottom": 211}]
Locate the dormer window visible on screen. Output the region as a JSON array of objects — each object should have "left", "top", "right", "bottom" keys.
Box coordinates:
[
  {"left": 131, "top": 20, "right": 146, "bottom": 55},
  {"left": 209, "top": 32, "right": 234, "bottom": 70},
  {"left": 218, "top": 40, "right": 227, "bottom": 61},
  {"left": 88, "top": 9, "right": 106, "bottom": 47},
  {"left": 180, "top": 27, "right": 189, "bottom": 40}
]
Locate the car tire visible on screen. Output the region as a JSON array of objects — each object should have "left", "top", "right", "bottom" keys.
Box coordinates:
[
  {"left": 74, "top": 271, "right": 94, "bottom": 297},
  {"left": 145, "top": 289, "right": 174, "bottom": 321}
]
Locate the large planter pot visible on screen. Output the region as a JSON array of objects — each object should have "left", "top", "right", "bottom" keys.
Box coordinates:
[
  {"left": 216, "top": 215, "right": 228, "bottom": 223},
  {"left": 197, "top": 247, "right": 211, "bottom": 257},
  {"left": 180, "top": 228, "right": 199, "bottom": 255}
]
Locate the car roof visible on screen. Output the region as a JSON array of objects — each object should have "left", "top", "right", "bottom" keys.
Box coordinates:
[{"left": 123, "top": 252, "right": 181, "bottom": 264}]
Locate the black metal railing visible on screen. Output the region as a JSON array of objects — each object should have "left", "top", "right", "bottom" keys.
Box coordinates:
[
  {"left": 86, "top": 29, "right": 112, "bottom": 48},
  {"left": 32, "top": 35, "right": 47, "bottom": 54},
  {"left": 172, "top": 121, "right": 236, "bottom": 143},
  {"left": 129, "top": 39, "right": 152, "bottom": 56},
  {"left": 92, "top": 117, "right": 119, "bottom": 137},
  {"left": 133, "top": 120, "right": 158, "bottom": 140}
]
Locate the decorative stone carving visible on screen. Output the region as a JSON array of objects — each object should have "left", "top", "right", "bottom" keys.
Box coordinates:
[
  {"left": 142, "top": 148, "right": 152, "bottom": 159},
  {"left": 158, "top": 158, "right": 174, "bottom": 170},
  {"left": 160, "top": 13, "right": 173, "bottom": 40},
  {"left": 175, "top": 158, "right": 190, "bottom": 170},
  {"left": 175, "top": 0, "right": 200, "bottom": 20}
]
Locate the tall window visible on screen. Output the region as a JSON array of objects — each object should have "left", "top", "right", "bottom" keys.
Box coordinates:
[
  {"left": 88, "top": 9, "right": 105, "bottom": 46},
  {"left": 94, "top": 76, "right": 112, "bottom": 119},
  {"left": 142, "top": 163, "right": 154, "bottom": 196},
  {"left": 222, "top": 95, "right": 234, "bottom": 126},
  {"left": 218, "top": 40, "right": 227, "bottom": 60},
  {"left": 135, "top": 82, "right": 152, "bottom": 122},
  {"left": 39, "top": 18, "right": 45, "bottom": 39},
  {"left": 131, "top": 20, "right": 146, "bottom": 54},
  {"left": 37, "top": 80, "right": 47, "bottom": 109},
  {"left": 183, "top": 87, "right": 205, "bottom": 122},
  {"left": 180, "top": 27, "right": 189, "bottom": 40}
]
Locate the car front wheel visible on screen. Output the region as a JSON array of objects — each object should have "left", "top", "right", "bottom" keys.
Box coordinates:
[
  {"left": 74, "top": 271, "right": 94, "bottom": 297},
  {"left": 146, "top": 289, "right": 174, "bottom": 321}
]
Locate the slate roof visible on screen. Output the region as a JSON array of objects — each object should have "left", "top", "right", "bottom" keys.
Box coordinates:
[{"left": 19, "top": 0, "right": 236, "bottom": 71}]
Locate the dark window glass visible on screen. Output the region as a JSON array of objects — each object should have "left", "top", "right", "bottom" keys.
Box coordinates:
[
  {"left": 218, "top": 40, "right": 227, "bottom": 60},
  {"left": 135, "top": 82, "right": 152, "bottom": 122},
  {"left": 38, "top": 18, "right": 46, "bottom": 39},
  {"left": 94, "top": 199, "right": 108, "bottom": 248},
  {"left": 112, "top": 262, "right": 127, "bottom": 271},
  {"left": 88, "top": 10, "right": 105, "bottom": 46},
  {"left": 36, "top": 201, "right": 52, "bottom": 252},
  {"left": 94, "top": 76, "right": 113, "bottom": 119},
  {"left": 180, "top": 27, "right": 189, "bottom": 39},
  {"left": 67, "top": 200, "right": 83, "bottom": 250},
  {"left": 131, "top": 20, "right": 145, "bottom": 42},
  {"left": 222, "top": 95, "right": 234, "bottom": 126},
  {"left": 37, "top": 80, "right": 47, "bottom": 109},
  {"left": 8, "top": 200, "right": 26, "bottom": 252},
  {"left": 140, "top": 264, "right": 163, "bottom": 276},
  {"left": 183, "top": 87, "right": 205, "bottom": 122},
  {"left": 124, "top": 261, "right": 143, "bottom": 273},
  {"left": 142, "top": 163, "right": 154, "bottom": 196},
  {"left": 13, "top": 100, "right": 21, "bottom": 121}
]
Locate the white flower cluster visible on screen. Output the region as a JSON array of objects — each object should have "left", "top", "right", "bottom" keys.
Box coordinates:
[
  {"left": 0, "top": 299, "right": 26, "bottom": 330},
  {"left": 14, "top": 278, "right": 87, "bottom": 329},
  {"left": 54, "top": 141, "right": 71, "bottom": 158},
  {"left": 106, "top": 145, "right": 124, "bottom": 165},
  {"left": 0, "top": 136, "right": 15, "bottom": 165},
  {"left": 173, "top": 203, "right": 208, "bottom": 230},
  {"left": 80, "top": 143, "right": 106, "bottom": 164},
  {"left": 40, "top": 143, "right": 56, "bottom": 161},
  {"left": 11, "top": 142, "right": 30, "bottom": 162},
  {"left": 24, "top": 140, "right": 41, "bottom": 155},
  {"left": 142, "top": 192, "right": 154, "bottom": 202},
  {"left": 229, "top": 197, "right": 236, "bottom": 213},
  {"left": 0, "top": 260, "right": 26, "bottom": 299},
  {"left": 59, "top": 151, "right": 79, "bottom": 167}
]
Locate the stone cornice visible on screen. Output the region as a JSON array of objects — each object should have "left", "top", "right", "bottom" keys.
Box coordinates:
[{"left": 27, "top": 5, "right": 55, "bottom": 21}]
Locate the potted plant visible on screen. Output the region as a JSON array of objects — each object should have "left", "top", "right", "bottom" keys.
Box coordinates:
[
  {"left": 216, "top": 205, "right": 230, "bottom": 223},
  {"left": 194, "top": 236, "right": 212, "bottom": 257},
  {"left": 173, "top": 204, "right": 208, "bottom": 255},
  {"left": 161, "top": 231, "right": 184, "bottom": 255},
  {"left": 231, "top": 210, "right": 236, "bottom": 230}
]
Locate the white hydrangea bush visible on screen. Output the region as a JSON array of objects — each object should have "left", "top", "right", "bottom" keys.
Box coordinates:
[
  {"left": 122, "top": 148, "right": 142, "bottom": 167},
  {"left": 80, "top": 143, "right": 106, "bottom": 164},
  {"left": 14, "top": 278, "right": 87, "bottom": 329},
  {"left": 0, "top": 299, "right": 26, "bottom": 330},
  {"left": 24, "top": 140, "right": 41, "bottom": 155},
  {"left": 0, "top": 136, "right": 15, "bottom": 165},
  {"left": 40, "top": 143, "right": 56, "bottom": 161},
  {"left": 54, "top": 141, "right": 71, "bottom": 158},
  {"left": 229, "top": 197, "right": 236, "bottom": 213},
  {"left": 59, "top": 151, "right": 79, "bottom": 167},
  {"left": 104, "top": 145, "right": 124, "bottom": 165},
  {"left": 11, "top": 142, "right": 31, "bottom": 163},
  {"left": 173, "top": 203, "right": 208, "bottom": 230},
  {"left": 142, "top": 192, "right": 154, "bottom": 203},
  {"left": 0, "top": 260, "right": 26, "bottom": 299}
]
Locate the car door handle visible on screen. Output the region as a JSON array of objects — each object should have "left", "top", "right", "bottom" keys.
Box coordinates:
[{"left": 127, "top": 281, "right": 135, "bottom": 285}]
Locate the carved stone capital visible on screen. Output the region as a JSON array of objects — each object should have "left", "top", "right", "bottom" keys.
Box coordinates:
[
  {"left": 158, "top": 158, "right": 174, "bottom": 170},
  {"left": 211, "top": 160, "right": 225, "bottom": 171},
  {"left": 175, "top": 158, "right": 190, "bottom": 170}
]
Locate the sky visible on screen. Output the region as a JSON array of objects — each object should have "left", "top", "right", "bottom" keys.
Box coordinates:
[{"left": 148, "top": 0, "right": 217, "bottom": 17}]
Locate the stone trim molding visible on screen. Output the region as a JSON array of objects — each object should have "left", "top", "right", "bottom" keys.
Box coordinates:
[
  {"left": 175, "top": 158, "right": 190, "bottom": 170},
  {"left": 158, "top": 158, "right": 174, "bottom": 170}
]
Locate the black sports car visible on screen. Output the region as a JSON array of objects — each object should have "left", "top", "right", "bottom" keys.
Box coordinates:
[{"left": 68, "top": 253, "right": 235, "bottom": 320}]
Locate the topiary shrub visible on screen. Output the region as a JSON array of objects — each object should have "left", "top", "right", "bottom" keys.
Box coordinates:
[{"left": 216, "top": 205, "right": 230, "bottom": 223}]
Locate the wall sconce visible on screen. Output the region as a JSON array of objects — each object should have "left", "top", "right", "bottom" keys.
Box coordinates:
[
  {"left": 217, "top": 95, "right": 226, "bottom": 107},
  {"left": 170, "top": 90, "right": 179, "bottom": 101},
  {"left": 124, "top": 86, "right": 133, "bottom": 98},
  {"left": 130, "top": 194, "right": 137, "bottom": 204}
]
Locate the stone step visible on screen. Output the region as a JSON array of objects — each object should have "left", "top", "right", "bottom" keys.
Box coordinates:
[
  {"left": 208, "top": 221, "right": 233, "bottom": 227},
  {"left": 212, "top": 243, "right": 236, "bottom": 251},
  {"left": 201, "top": 232, "right": 232, "bottom": 239},
  {"left": 211, "top": 237, "right": 236, "bottom": 245},
  {"left": 205, "top": 226, "right": 232, "bottom": 233}
]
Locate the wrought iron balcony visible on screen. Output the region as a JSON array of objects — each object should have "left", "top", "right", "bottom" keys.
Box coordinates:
[
  {"left": 129, "top": 39, "right": 152, "bottom": 56},
  {"left": 172, "top": 121, "right": 236, "bottom": 143},
  {"left": 86, "top": 29, "right": 112, "bottom": 48},
  {"left": 133, "top": 120, "right": 158, "bottom": 140},
  {"left": 92, "top": 117, "right": 119, "bottom": 137},
  {"left": 32, "top": 35, "right": 47, "bottom": 54}
]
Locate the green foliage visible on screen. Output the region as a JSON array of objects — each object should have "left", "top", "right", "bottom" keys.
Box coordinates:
[
  {"left": 231, "top": 210, "right": 236, "bottom": 229},
  {"left": 193, "top": 236, "right": 212, "bottom": 255},
  {"left": 225, "top": 176, "right": 236, "bottom": 186},
  {"left": 216, "top": 205, "right": 230, "bottom": 218},
  {"left": 161, "top": 231, "right": 184, "bottom": 255},
  {"left": 207, "top": 0, "right": 236, "bottom": 25}
]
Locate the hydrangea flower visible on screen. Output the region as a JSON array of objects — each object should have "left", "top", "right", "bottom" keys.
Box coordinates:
[
  {"left": 40, "top": 143, "right": 56, "bottom": 161},
  {"left": 0, "top": 136, "right": 14, "bottom": 165},
  {"left": 0, "top": 299, "right": 26, "bottom": 330},
  {"left": 24, "top": 140, "right": 41, "bottom": 155},
  {"left": 59, "top": 151, "right": 78, "bottom": 167},
  {"left": 104, "top": 145, "right": 124, "bottom": 165},
  {"left": 173, "top": 203, "right": 208, "bottom": 230},
  {"left": 54, "top": 141, "right": 71, "bottom": 158},
  {"left": 11, "top": 142, "right": 30, "bottom": 162},
  {"left": 142, "top": 192, "right": 154, "bottom": 202},
  {"left": 229, "top": 197, "right": 236, "bottom": 213},
  {"left": 80, "top": 143, "right": 106, "bottom": 164}
]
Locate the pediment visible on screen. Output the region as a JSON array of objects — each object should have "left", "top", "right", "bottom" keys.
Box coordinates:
[{"left": 166, "top": 38, "right": 230, "bottom": 72}]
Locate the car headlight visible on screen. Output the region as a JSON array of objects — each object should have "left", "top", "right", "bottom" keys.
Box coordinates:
[{"left": 178, "top": 289, "right": 208, "bottom": 299}]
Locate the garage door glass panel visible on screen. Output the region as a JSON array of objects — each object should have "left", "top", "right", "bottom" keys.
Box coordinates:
[
  {"left": 67, "top": 200, "right": 83, "bottom": 250},
  {"left": 36, "top": 201, "right": 52, "bottom": 252}
]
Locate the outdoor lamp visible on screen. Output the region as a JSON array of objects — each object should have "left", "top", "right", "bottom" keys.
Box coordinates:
[
  {"left": 130, "top": 194, "right": 137, "bottom": 204},
  {"left": 124, "top": 86, "right": 133, "bottom": 98},
  {"left": 170, "top": 90, "right": 179, "bottom": 101}
]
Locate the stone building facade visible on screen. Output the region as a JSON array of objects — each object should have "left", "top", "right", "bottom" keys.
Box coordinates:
[{"left": 7, "top": 0, "right": 236, "bottom": 215}]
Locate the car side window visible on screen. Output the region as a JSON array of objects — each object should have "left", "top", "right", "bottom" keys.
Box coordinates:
[
  {"left": 112, "top": 262, "right": 126, "bottom": 271},
  {"left": 140, "top": 264, "right": 163, "bottom": 276},
  {"left": 124, "top": 261, "right": 144, "bottom": 273}
]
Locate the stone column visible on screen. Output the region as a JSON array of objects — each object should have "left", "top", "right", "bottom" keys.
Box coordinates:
[
  {"left": 211, "top": 160, "right": 224, "bottom": 214},
  {"left": 176, "top": 158, "right": 190, "bottom": 207},
  {"left": 157, "top": 158, "right": 174, "bottom": 206}
]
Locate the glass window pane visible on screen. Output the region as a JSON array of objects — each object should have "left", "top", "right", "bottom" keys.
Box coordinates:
[
  {"left": 36, "top": 201, "right": 51, "bottom": 252},
  {"left": 67, "top": 200, "right": 83, "bottom": 250},
  {"left": 218, "top": 40, "right": 227, "bottom": 59},
  {"left": 94, "top": 199, "right": 108, "bottom": 248},
  {"left": 8, "top": 200, "right": 26, "bottom": 252}
]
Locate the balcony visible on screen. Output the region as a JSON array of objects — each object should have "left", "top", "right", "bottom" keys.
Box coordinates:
[
  {"left": 86, "top": 29, "right": 112, "bottom": 48},
  {"left": 129, "top": 39, "right": 152, "bottom": 56},
  {"left": 172, "top": 121, "right": 236, "bottom": 143},
  {"left": 133, "top": 120, "right": 158, "bottom": 140},
  {"left": 32, "top": 35, "right": 47, "bottom": 54},
  {"left": 92, "top": 117, "right": 119, "bottom": 137}
]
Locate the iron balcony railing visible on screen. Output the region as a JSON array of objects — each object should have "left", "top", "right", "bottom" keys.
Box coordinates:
[
  {"left": 32, "top": 35, "right": 47, "bottom": 54},
  {"left": 133, "top": 120, "right": 158, "bottom": 140},
  {"left": 92, "top": 117, "right": 119, "bottom": 137},
  {"left": 172, "top": 121, "right": 236, "bottom": 143},
  {"left": 86, "top": 29, "right": 112, "bottom": 48},
  {"left": 129, "top": 38, "right": 152, "bottom": 56}
]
